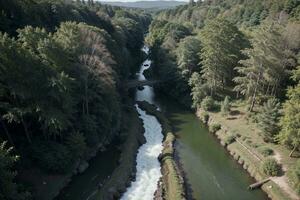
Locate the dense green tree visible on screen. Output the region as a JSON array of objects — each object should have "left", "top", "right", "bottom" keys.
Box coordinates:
[
  {"left": 221, "top": 96, "right": 231, "bottom": 116},
  {"left": 0, "top": 1, "right": 151, "bottom": 198},
  {"left": 234, "top": 24, "right": 286, "bottom": 111},
  {"left": 146, "top": 21, "right": 193, "bottom": 107},
  {"left": 146, "top": 20, "right": 191, "bottom": 47},
  {"left": 278, "top": 83, "right": 300, "bottom": 157},
  {"left": 0, "top": 141, "right": 18, "bottom": 199},
  {"left": 288, "top": 159, "right": 300, "bottom": 194},
  {"left": 189, "top": 72, "right": 210, "bottom": 108},
  {"left": 257, "top": 98, "right": 281, "bottom": 142},
  {"left": 176, "top": 36, "right": 201, "bottom": 79},
  {"left": 66, "top": 132, "right": 87, "bottom": 159},
  {"left": 0, "top": 141, "right": 29, "bottom": 200},
  {"left": 200, "top": 18, "right": 247, "bottom": 95},
  {"left": 201, "top": 96, "right": 215, "bottom": 111}
]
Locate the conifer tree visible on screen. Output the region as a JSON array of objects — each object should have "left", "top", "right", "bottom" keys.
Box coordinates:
[
  {"left": 257, "top": 98, "right": 281, "bottom": 142},
  {"left": 200, "top": 18, "right": 247, "bottom": 95},
  {"left": 234, "top": 24, "right": 286, "bottom": 111}
]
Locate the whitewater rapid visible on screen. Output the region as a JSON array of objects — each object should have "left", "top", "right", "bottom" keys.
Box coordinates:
[{"left": 120, "top": 46, "right": 164, "bottom": 200}]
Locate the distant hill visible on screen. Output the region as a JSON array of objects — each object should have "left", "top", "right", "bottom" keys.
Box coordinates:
[{"left": 100, "top": 1, "right": 187, "bottom": 9}]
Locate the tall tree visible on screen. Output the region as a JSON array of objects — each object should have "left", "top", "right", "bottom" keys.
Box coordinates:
[
  {"left": 200, "top": 18, "right": 247, "bottom": 95},
  {"left": 278, "top": 65, "right": 300, "bottom": 157},
  {"left": 257, "top": 98, "right": 281, "bottom": 142},
  {"left": 278, "top": 83, "right": 300, "bottom": 157},
  {"left": 234, "top": 24, "right": 286, "bottom": 111},
  {"left": 176, "top": 36, "right": 201, "bottom": 79}
]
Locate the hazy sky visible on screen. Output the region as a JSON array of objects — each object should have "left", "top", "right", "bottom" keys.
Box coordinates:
[{"left": 98, "top": 0, "right": 189, "bottom": 2}]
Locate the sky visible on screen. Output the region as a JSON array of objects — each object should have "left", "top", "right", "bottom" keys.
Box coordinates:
[{"left": 97, "top": 0, "right": 189, "bottom": 2}]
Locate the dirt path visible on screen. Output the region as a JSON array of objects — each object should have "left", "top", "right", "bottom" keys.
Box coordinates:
[{"left": 271, "top": 151, "right": 300, "bottom": 200}]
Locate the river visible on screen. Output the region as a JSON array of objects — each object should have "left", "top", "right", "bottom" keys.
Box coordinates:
[
  {"left": 120, "top": 46, "right": 164, "bottom": 200},
  {"left": 122, "top": 45, "right": 268, "bottom": 200},
  {"left": 158, "top": 96, "right": 269, "bottom": 200},
  {"left": 57, "top": 45, "right": 268, "bottom": 200}
]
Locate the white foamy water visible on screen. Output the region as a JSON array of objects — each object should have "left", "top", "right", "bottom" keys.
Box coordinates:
[
  {"left": 135, "top": 59, "right": 156, "bottom": 104},
  {"left": 120, "top": 46, "right": 164, "bottom": 200},
  {"left": 120, "top": 106, "right": 163, "bottom": 200}
]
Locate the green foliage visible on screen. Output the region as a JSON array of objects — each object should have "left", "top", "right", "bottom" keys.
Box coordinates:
[
  {"left": 257, "top": 98, "right": 281, "bottom": 143},
  {"left": 0, "top": 140, "right": 31, "bottom": 200},
  {"left": 202, "top": 112, "right": 209, "bottom": 124},
  {"left": 156, "top": 0, "right": 299, "bottom": 27},
  {"left": 234, "top": 24, "right": 287, "bottom": 111},
  {"left": 258, "top": 146, "right": 274, "bottom": 157},
  {"left": 221, "top": 96, "right": 231, "bottom": 115},
  {"left": 0, "top": 141, "right": 18, "bottom": 199},
  {"left": 66, "top": 132, "right": 87, "bottom": 159},
  {"left": 224, "top": 134, "right": 236, "bottom": 145},
  {"left": 145, "top": 20, "right": 194, "bottom": 107},
  {"left": 30, "top": 140, "right": 73, "bottom": 173},
  {"left": 176, "top": 36, "right": 201, "bottom": 79},
  {"left": 146, "top": 20, "right": 191, "bottom": 47},
  {"left": 189, "top": 72, "right": 210, "bottom": 108},
  {"left": 200, "top": 18, "right": 248, "bottom": 95},
  {"left": 0, "top": 2, "right": 150, "bottom": 197},
  {"left": 201, "top": 96, "right": 215, "bottom": 111},
  {"left": 278, "top": 83, "right": 300, "bottom": 156},
  {"left": 284, "top": 0, "right": 300, "bottom": 13},
  {"left": 288, "top": 160, "right": 300, "bottom": 194},
  {"left": 209, "top": 123, "right": 221, "bottom": 133},
  {"left": 261, "top": 158, "right": 281, "bottom": 176}
]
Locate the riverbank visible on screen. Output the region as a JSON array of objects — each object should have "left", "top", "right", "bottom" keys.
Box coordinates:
[
  {"left": 137, "top": 101, "right": 186, "bottom": 200},
  {"left": 95, "top": 104, "right": 145, "bottom": 200},
  {"left": 19, "top": 98, "right": 145, "bottom": 200},
  {"left": 18, "top": 130, "right": 117, "bottom": 200},
  {"left": 196, "top": 101, "right": 299, "bottom": 200}
]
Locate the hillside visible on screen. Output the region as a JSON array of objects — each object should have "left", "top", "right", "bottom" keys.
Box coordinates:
[
  {"left": 146, "top": 0, "right": 300, "bottom": 199},
  {"left": 100, "top": 1, "right": 187, "bottom": 9},
  {"left": 0, "top": 1, "right": 151, "bottom": 199}
]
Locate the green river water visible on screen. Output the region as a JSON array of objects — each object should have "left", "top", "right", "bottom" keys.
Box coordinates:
[{"left": 159, "top": 97, "right": 268, "bottom": 200}]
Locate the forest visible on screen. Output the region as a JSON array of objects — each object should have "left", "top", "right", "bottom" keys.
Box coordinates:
[
  {"left": 1, "top": 0, "right": 300, "bottom": 199},
  {"left": 0, "top": 0, "right": 150, "bottom": 199},
  {"left": 146, "top": 0, "right": 300, "bottom": 197}
]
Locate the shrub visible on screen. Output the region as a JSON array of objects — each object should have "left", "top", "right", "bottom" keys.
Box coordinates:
[
  {"left": 221, "top": 96, "right": 231, "bottom": 115},
  {"left": 258, "top": 146, "right": 274, "bottom": 157},
  {"left": 30, "top": 140, "right": 73, "bottom": 173},
  {"left": 201, "top": 96, "right": 215, "bottom": 111},
  {"left": 288, "top": 160, "right": 300, "bottom": 194},
  {"left": 202, "top": 112, "right": 209, "bottom": 123},
  {"left": 66, "top": 132, "right": 87, "bottom": 159},
  {"left": 209, "top": 123, "right": 221, "bottom": 133},
  {"left": 261, "top": 158, "right": 281, "bottom": 176},
  {"left": 224, "top": 134, "right": 236, "bottom": 145}
]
